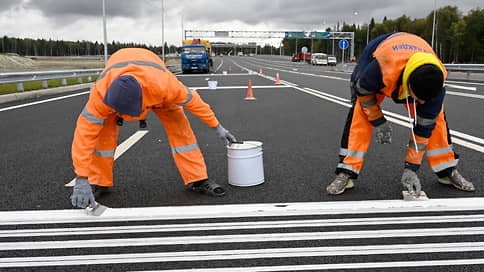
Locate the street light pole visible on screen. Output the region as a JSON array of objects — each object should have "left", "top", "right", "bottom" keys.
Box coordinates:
[
  {"left": 102, "top": 0, "right": 108, "bottom": 65},
  {"left": 431, "top": 0, "right": 436, "bottom": 50},
  {"left": 161, "top": 0, "right": 165, "bottom": 62}
]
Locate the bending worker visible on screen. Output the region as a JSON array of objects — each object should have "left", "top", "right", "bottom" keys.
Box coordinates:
[
  {"left": 326, "top": 32, "right": 475, "bottom": 197},
  {"left": 71, "top": 48, "right": 236, "bottom": 209}
]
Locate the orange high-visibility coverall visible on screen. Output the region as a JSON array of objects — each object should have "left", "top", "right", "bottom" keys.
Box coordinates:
[
  {"left": 72, "top": 48, "right": 219, "bottom": 187},
  {"left": 337, "top": 32, "right": 458, "bottom": 179}
]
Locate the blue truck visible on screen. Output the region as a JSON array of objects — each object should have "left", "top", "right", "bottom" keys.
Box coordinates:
[{"left": 181, "top": 39, "right": 213, "bottom": 73}]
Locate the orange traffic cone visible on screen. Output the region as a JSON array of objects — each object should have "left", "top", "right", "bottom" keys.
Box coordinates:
[
  {"left": 241, "top": 67, "right": 244, "bottom": 72},
  {"left": 275, "top": 72, "right": 280, "bottom": 85},
  {"left": 229, "top": 65, "right": 232, "bottom": 72},
  {"left": 259, "top": 68, "right": 263, "bottom": 75},
  {"left": 244, "top": 80, "right": 256, "bottom": 100}
]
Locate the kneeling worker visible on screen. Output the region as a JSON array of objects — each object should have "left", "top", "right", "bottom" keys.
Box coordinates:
[
  {"left": 71, "top": 48, "right": 237, "bottom": 209},
  {"left": 326, "top": 32, "right": 475, "bottom": 197}
]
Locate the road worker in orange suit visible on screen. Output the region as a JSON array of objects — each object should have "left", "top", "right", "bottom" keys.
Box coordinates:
[
  {"left": 326, "top": 32, "right": 475, "bottom": 197},
  {"left": 70, "top": 48, "right": 237, "bottom": 209}
]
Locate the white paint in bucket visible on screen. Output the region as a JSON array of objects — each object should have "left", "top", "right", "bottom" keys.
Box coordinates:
[
  {"left": 208, "top": 81, "right": 217, "bottom": 90},
  {"left": 227, "top": 141, "right": 264, "bottom": 187}
]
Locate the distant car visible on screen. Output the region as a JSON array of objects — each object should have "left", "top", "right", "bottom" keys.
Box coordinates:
[
  {"left": 327, "top": 56, "right": 337, "bottom": 66},
  {"left": 311, "top": 53, "right": 328, "bottom": 65}
]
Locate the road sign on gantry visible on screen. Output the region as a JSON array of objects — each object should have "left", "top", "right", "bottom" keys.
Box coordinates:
[
  {"left": 285, "top": 32, "right": 305, "bottom": 39},
  {"left": 339, "top": 39, "right": 349, "bottom": 50},
  {"left": 310, "top": 32, "right": 330, "bottom": 39}
]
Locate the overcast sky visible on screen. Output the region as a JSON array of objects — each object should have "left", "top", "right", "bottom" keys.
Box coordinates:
[{"left": 0, "top": 0, "right": 481, "bottom": 46}]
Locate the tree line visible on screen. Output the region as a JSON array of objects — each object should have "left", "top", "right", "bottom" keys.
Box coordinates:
[
  {"left": 0, "top": 37, "right": 177, "bottom": 58},
  {"left": 282, "top": 6, "right": 483, "bottom": 63}
]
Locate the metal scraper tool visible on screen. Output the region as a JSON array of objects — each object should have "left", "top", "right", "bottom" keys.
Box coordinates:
[
  {"left": 402, "top": 190, "right": 429, "bottom": 201},
  {"left": 85, "top": 202, "right": 108, "bottom": 216}
]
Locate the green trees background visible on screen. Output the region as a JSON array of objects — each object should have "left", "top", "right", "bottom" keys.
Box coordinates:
[
  {"left": 282, "top": 6, "right": 483, "bottom": 63},
  {"left": 0, "top": 6, "right": 482, "bottom": 63}
]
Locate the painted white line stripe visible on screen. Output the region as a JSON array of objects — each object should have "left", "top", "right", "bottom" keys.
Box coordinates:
[
  {"left": 113, "top": 130, "right": 149, "bottom": 160},
  {"left": 191, "top": 85, "right": 290, "bottom": 90},
  {"left": 446, "top": 83, "right": 477, "bottom": 91},
  {"left": 3, "top": 214, "right": 484, "bottom": 238},
  {"left": 2, "top": 243, "right": 484, "bottom": 267},
  {"left": 0, "top": 91, "right": 90, "bottom": 112},
  {"left": 446, "top": 79, "right": 484, "bottom": 86},
  {"left": 446, "top": 90, "right": 484, "bottom": 99},
  {"left": 177, "top": 73, "right": 250, "bottom": 77},
  {"left": 286, "top": 81, "right": 484, "bottom": 152},
  {"left": 64, "top": 130, "right": 149, "bottom": 187},
  {"left": 2, "top": 197, "right": 484, "bottom": 225},
  {"left": 304, "top": 87, "right": 351, "bottom": 103},
  {"left": 136, "top": 259, "right": 484, "bottom": 272},
  {"left": 3, "top": 227, "right": 484, "bottom": 250}
]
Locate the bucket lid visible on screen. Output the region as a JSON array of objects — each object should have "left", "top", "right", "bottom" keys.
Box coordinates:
[{"left": 227, "top": 141, "right": 262, "bottom": 150}]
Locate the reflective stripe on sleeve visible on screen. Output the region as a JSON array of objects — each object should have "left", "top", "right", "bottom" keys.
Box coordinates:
[
  {"left": 431, "top": 159, "right": 459, "bottom": 172},
  {"left": 417, "top": 116, "right": 436, "bottom": 127},
  {"left": 171, "top": 142, "right": 199, "bottom": 154},
  {"left": 359, "top": 97, "right": 377, "bottom": 108},
  {"left": 339, "top": 148, "right": 365, "bottom": 159},
  {"left": 98, "top": 60, "right": 166, "bottom": 80},
  {"left": 81, "top": 106, "right": 105, "bottom": 126},
  {"left": 93, "top": 149, "right": 116, "bottom": 158},
  {"left": 426, "top": 145, "right": 454, "bottom": 157},
  {"left": 177, "top": 87, "right": 193, "bottom": 106},
  {"left": 356, "top": 80, "right": 374, "bottom": 96},
  {"left": 337, "top": 163, "right": 360, "bottom": 174}
]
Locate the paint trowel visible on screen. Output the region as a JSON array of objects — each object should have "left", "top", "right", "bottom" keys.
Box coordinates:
[
  {"left": 402, "top": 190, "right": 429, "bottom": 201},
  {"left": 85, "top": 202, "right": 108, "bottom": 216}
]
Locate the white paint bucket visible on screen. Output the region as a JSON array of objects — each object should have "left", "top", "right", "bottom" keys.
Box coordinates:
[
  {"left": 227, "top": 141, "right": 264, "bottom": 187},
  {"left": 208, "top": 81, "right": 217, "bottom": 90}
]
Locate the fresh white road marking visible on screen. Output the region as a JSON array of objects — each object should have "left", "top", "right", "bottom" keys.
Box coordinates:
[{"left": 0, "top": 91, "right": 90, "bottom": 112}]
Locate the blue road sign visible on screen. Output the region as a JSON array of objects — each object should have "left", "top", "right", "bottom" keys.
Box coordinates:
[{"left": 339, "top": 39, "right": 349, "bottom": 50}]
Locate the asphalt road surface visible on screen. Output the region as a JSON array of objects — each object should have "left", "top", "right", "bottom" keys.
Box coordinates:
[{"left": 1, "top": 55, "right": 483, "bottom": 271}]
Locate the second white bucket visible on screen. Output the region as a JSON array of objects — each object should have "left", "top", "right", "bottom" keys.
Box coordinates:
[
  {"left": 227, "top": 141, "right": 264, "bottom": 187},
  {"left": 208, "top": 81, "right": 217, "bottom": 90}
]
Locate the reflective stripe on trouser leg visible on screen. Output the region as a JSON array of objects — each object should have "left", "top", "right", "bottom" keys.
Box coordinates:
[
  {"left": 152, "top": 104, "right": 208, "bottom": 184},
  {"left": 89, "top": 115, "right": 118, "bottom": 187},
  {"left": 426, "top": 108, "right": 458, "bottom": 173},
  {"left": 337, "top": 96, "right": 382, "bottom": 176}
]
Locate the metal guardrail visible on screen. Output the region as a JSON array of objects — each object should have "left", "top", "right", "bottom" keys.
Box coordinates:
[
  {"left": 444, "top": 64, "right": 484, "bottom": 71},
  {"left": 0, "top": 69, "right": 103, "bottom": 91},
  {"left": 0, "top": 64, "right": 181, "bottom": 92}
]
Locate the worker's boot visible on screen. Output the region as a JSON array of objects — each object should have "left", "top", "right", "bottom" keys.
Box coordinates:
[
  {"left": 326, "top": 172, "right": 354, "bottom": 195},
  {"left": 187, "top": 179, "right": 225, "bottom": 197},
  {"left": 92, "top": 185, "right": 110, "bottom": 199},
  {"left": 438, "top": 169, "right": 475, "bottom": 192}
]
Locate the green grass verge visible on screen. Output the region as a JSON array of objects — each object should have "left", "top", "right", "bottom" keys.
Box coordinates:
[{"left": 0, "top": 76, "right": 98, "bottom": 95}]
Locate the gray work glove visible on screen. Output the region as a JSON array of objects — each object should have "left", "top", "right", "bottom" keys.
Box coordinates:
[
  {"left": 214, "top": 124, "right": 237, "bottom": 146},
  {"left": 401, "top": 168, "right": 421, "bottom": 196},
  {"left": 374, "top": 121, "right": 392, "bottom": 144},
  {"left": 71, "top": 178, "right": 96, "bottom": 209}
]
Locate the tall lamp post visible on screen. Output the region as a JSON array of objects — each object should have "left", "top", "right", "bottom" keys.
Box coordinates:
[
  {"left": 102, "top": 0, "right": 108, "bottom": 65},
  {"left": 431, "top": 0, "right": 437, "bottom": 50},
  {"left": 161, "top": 0, "right": 165, "bottom": 62}
]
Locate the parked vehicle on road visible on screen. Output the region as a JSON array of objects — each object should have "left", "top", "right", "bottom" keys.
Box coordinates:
[
  {"left": 311, "top": 53, "right": 328, "bottom": 65},
  {"left": 327, "top": 56, "right": 337, "bottom": 66},
  {"left": 181, "top": 39, "right": 213, "bottom": 73},
  {"left": 291, "top": 52, "right": 312, "bottom": 63}
]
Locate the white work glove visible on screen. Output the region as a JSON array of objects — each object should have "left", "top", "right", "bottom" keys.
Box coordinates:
[
  {"left": 401, "top": 168, "right": 421, "bottom": 196},
  {"left": 213, "top": 124, "right": 237, "bottom": 146},
  {"left": 71, "top": 178, "right": 96, "bottom": 209},
  {"left": 374, "top": 121, "right": 392, "bottom": 144}
]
